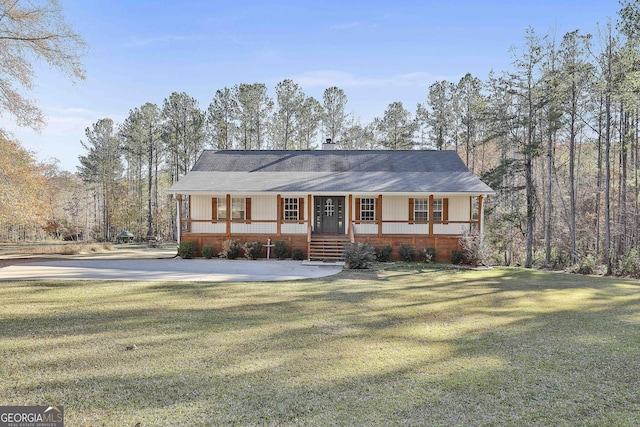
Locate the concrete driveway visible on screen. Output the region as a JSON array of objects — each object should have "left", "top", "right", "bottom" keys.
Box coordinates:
[{"left": 0, "top": 258, "right": 343, "bottom": 282}]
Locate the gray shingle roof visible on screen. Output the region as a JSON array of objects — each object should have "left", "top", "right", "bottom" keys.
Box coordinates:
[{"left": 168, "top": 150, "right": 494, "bottom": 194}]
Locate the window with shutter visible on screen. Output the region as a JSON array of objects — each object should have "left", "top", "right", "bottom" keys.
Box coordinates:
[
  {"left": 231, "top": 197, "right": 245, "bottom": 220},
  {"left": 432, "top": 198, "right": 443, "bottom": 222},
  {"left": 442, "top": 198, "right": 448, "bottom": 224},
  {"left": 414, "top": 198, "right": 428, "bottom": 222},
  {"left": 298, "top": 197, "right": 304, "bottom": 221},
  {"left": 284, "top": 198, "right": 299, "bottom": 220},
  {"left": 360, "top": 198, "right": 375, "bottom": 221},
  {"left": 215, "top": 197, "right": 227, "bottom": 219}
]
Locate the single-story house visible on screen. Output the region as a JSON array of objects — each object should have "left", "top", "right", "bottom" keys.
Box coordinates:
[{"left": 168, "top": 143, "right": 494, "bottom": 261}]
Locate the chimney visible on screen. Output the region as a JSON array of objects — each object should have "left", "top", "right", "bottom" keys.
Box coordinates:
[{"left": 323, "top": 138, "right": 335, "bottom": 150}]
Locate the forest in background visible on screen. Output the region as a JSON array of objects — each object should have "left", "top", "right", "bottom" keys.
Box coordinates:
[{"left": 3, "top": 2, "right": 640, "bottom": 274}]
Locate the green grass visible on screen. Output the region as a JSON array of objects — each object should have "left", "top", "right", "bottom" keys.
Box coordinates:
[{"left": 1, "top": 266, "right": 639, "bottom": 426}]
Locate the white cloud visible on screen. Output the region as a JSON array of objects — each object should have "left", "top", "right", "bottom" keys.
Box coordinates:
[
  {"left": 0, "top": 105, "right": 125, "bottom": 171},
  {"left": 42, "top": 106, "right": 124, "bottom": 134}
]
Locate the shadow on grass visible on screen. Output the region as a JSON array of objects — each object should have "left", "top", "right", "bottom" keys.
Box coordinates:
[{"left": 1, "top": 267, "right": 639, "bottom": 425}]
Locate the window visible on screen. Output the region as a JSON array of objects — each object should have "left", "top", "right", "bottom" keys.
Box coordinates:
[
  {"left": 432, "top": 198, "right": 443, "bottom": 222},
  {"left": 284, "top": 198, "right": 299, "bottom": 220},
  {"left": 414, "top": 198, "right": 429, "bottom": 222},
  {"left": 471, "top": 196, "right": 480, "bottom": 220},
  {"left": 216, "top": 197, "right": 227, "bottom": 220},
  {"left": 232, "top": 197, "right": 245, "bottom": 220},
  {"left": 360, "top": 198, "right": 375, "bottom": 221},
  {"left": 324, "top": 198, "right": 334, "bottom": 217},
  {"left": 214, "top": 197, "right": 250, "bottom": 221}
]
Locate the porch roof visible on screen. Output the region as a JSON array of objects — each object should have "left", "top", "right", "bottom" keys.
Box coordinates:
[{"left": 168, "top": 150, "right": 494, "bottom": 195}]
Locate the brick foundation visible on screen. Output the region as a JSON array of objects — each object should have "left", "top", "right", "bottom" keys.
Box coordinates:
[{"left": 181, "top": 233, "right": 461, "bottom": 262}]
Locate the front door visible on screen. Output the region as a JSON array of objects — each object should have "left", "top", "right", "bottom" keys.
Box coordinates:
[{"left": 315, "top": 196, "right": 345, "bottom": 234}]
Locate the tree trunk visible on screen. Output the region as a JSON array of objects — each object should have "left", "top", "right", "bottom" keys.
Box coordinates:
[
  {"left": 147, "top": 138, "right": 154, "bottom": 237},
  {"left": 525, "top": 153, "right": 535, "bottom": 268},
  {"left": 544, "top": 130, "right": 553, "bottom": 267},
  {"left": 596, "top": 97, "right": 603, "bottom": 259},
  {"left": 569, "top": 85, "right": 577, "bottom": 265},
  {"left": 605, "top": 94, "right": 612, "bottom": 275}
]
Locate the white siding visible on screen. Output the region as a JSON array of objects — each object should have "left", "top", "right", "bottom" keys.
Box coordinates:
[
  {"left": 232, "top": 223, "right": 277, "bottom": 233},
  {"left": 354, "top": 224, "right": 377, "bottom": 234},
  {"left": 382, "top": 195, "right": 406, "bottom": 220},
  {"left": 251, "top": 195, "right": 277, "bottom": 220},
  {"left": 190, "top": 195, "right": 212, "bottom": 220},
  {"left": 434, "top": 223, "right": 468, "bottom": 234},
  {"left": 282, "top": 223, "right": 307, "bottom": 234},
  {"left": 380, "top": 195, "right": 410, "bottom": 234},
  {"left": 192, "top": 223, "right": 225, "bottom": 233},
  {"left": 448, "top": 196, "right": 470, "bottom": 222},
  {"left": 382, "top": 223, "right": 429, "bottom": 235},
  {"left": 189, "top": 195, "right": 215, "bottom": 233}
]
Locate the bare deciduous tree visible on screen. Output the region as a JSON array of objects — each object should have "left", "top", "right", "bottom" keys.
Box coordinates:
[{"left": 0, "top": 0, "right": 86, "bottom": 131}]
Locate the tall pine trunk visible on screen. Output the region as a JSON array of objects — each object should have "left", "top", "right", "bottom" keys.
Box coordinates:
[
  {"left": 147, "top": 137, "right": 154, "bottom": 237},
  {"left": 605, "top": 93, "right": 612, "bottom": 275},
  {"left": 569, "top": 83, "right": 578, "bottom": 265}
]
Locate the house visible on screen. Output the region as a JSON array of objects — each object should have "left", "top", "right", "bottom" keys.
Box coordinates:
[{"left": 168, "top": 143, "right": 494, "bottom": 261}]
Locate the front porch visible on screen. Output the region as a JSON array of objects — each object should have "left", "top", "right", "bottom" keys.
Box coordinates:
[{"left": 176, "top": 193, "right": 484, "bottom": 261}]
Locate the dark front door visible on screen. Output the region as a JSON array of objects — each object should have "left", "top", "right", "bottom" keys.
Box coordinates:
[{"left": 315, "top": 196, "right": 345, "bottom": 234}]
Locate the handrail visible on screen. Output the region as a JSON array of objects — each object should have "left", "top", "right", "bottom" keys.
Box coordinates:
[
  {"left": 180, "top": 218, "right": 480, "bottom": 234},
  {"left": 181, "top": 219, "right": 480, "bottom": 226},
  {"left": 307, "top": 223, "right": 312, "bottom": 261}
]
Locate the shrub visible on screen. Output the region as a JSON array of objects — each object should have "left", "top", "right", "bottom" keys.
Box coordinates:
[
  {"left": 16, "top": 243, "right": 112, "bottom": 256},
  {"left": 451, "top": 249, "right": 464, "bottom": 265},
  {"left": 178, "top": 241, "right": 196, "bottom": 259},
  {"left": 458, "top": 229, "right": 491, "bottom": 266},
  {"left": 618, "top": 248, "right": 640, "bottom": 276},
  {"left": 221, "top": 239, "right": 242, "bottom": 259},
  {"left": 399, "top": 244, "right": 416, "bottom": 262},
  {"left": 575, "top": 254, "right": 595, "bottom": 275},
  {"left": 57, "top": 245, "right": 79, "bottom": 255},
  {"left": 375, "top": 245, "right": 393, "bottom": 262},
  {"left": 291, "top": 248, "right": 305, "bottom": 261},
  {"left": 202, "top": 245, "right": 216, "bottom": 259},
  {"left": 244, "top": 241, "right": 263, "bottom": 260},
  {"left": 421, "top": 247, "right": 437, "bottom": 263},
  {"left": 273, "top": 241, "right": 288, "bottom": 260},
  {"left": 344, "top": 243, "right": 376, "bottom": 269}
]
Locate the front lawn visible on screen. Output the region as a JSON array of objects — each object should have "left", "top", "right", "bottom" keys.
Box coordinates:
[{"left": 1, "top": 266, "right": 638, "bottom": 426}]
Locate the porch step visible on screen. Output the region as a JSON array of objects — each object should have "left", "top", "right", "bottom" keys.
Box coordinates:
[{"left": 309, "top": 235, "right": 350, "bottom": 261}]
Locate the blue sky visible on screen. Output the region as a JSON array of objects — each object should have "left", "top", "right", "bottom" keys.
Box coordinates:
[{"left": 1, "top": 0, "right": 621, "bottom": 171}]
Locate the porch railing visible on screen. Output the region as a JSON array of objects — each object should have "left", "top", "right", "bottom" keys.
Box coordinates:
[{"left": 179, "top": 218, "right": 480, "bottom": 234}]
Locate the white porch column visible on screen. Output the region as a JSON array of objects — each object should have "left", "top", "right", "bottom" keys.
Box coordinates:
[
  {"left": 479, "top": 195, "right": 485, "bottom": 236},
  {"left": 175, "top": 194, "right": 181, "bottom": 242}
]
